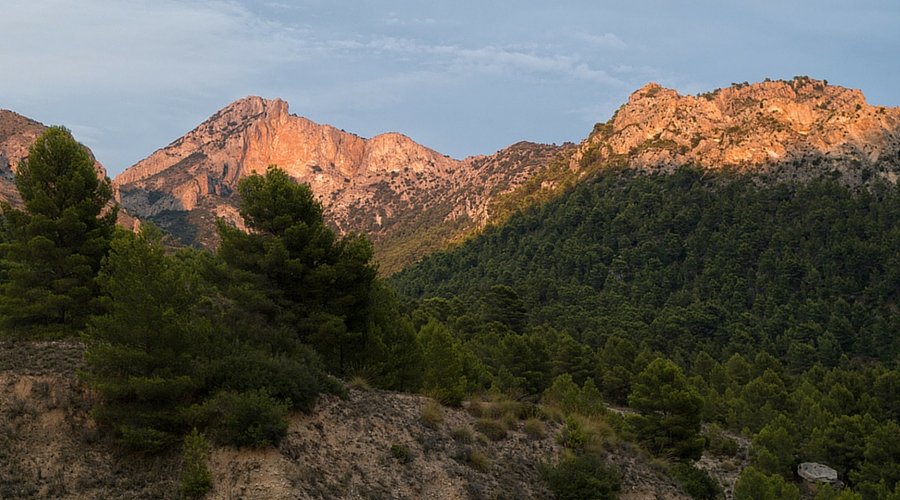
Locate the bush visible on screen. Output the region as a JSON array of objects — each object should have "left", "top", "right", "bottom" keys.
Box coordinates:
[
  {"left": 558, "top": 415, "right": 611, "bottom": 454},
  {"left": 475, "top": 418, "right": 508, "bottom": 441},
  {"left": 390, "top": 444, "right": 411, "bottom": 464},
  {"left": 454, "top": 447, "right": 490, "bottom": 472},
  {"left": 669, "top": 462, "right": 722, "bottom": 500},
  {"left": 705, "top": 423, "right": 739, "bottom": 457},
  {"left": 467, "top": 449, "right": 491, "bottom": 472},
  {"left": 190, "top": 390, "right": 289, "bottom": 448},
  {"left": 524, "top": 417, "right": 546, "bottom": 439},
  {"left": 181, "top": 429, "right": 212, "bottom": 499},
  {"left": 543, "top": 453, "right": 621, "bottom": 500},
  {"left": 451, "top": 426, "right": 474, "bottom": 443},
  {"left": 420, "top": 400, "right": 444, "bottom": 429}
]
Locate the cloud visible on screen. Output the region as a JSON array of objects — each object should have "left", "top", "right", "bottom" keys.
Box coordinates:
[
  {"left": 0, "top": 0, "right": 305, "bottom": 99},
  {"left": 573, "top": 32, "right": 627, "bottom": 50},
  {"left": 382, "top": 15, "right": 437, "bottom": 26},
  {"left": 313, "top": 36, "right": 624, "bottom": 86}
]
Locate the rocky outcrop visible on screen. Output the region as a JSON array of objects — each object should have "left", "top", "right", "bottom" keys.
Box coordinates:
[
  {"left": 0, "top": 109, "right": 118, "bottom": 220},
  {"left": 572, "top": 77, "right": 900, "bottom": 184},
  {"left": 114, "top": 97, "right": 565, "bottom": 265},
  {"left": 0, "top": 110, "right": 49, "bottom": 206},
  {"left": 114, "top": 78, "right": 900, "bottom": 271}
]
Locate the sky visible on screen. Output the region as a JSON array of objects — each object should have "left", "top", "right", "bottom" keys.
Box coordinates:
[{"left": 2, "top": 1, "right": 899, "bottom": 176}]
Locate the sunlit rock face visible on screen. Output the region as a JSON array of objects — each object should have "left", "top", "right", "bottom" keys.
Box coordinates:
[
  {"left": 0, "top": 109, "right": 110, "bottom": 208},
  {"left": 571, "top": 77, "right": 900, "bottom": 184},
  {"left": 114, "top": 96, "right": 564, "bottom": 255}
]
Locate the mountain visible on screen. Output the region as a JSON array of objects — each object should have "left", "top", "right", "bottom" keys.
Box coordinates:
[
  {"left": 114, "top": 97, "right": 568, "bottom": 271},
  {"left": 115, "top": 78, "right": 899, "bottom": 272},
  {"left": 0, "top": 109, "right": 140, "bottom": 229},
  {"left": 0, "top": 110, "right": 51, "bottom": 206},
  {"left": 573, "top": 77, "right": 900, "bottom": 182}
]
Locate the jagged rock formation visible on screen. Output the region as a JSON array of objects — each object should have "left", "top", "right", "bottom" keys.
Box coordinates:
[
  {"left": 0, "top": 110, "right": 49, "bottom": 206},
  {"left": 113, "top": 97, "right": 567, "bottom": 270},
  {"left": 0, "top": 110, "right": 130, "bottom": 229},
  {"left": 572, "top": 77, "right": 900, "bottom": 184},
  {"left": 115, "top": 78, "right": 900, "bottom": 273}
]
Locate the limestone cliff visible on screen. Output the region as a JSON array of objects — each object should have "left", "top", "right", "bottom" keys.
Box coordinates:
[
  {"left": 572, "top": 77, "right": 900, "bottom": 184},
  {"left": 114, "top": 97, "right": 565, "bottom": 268},
  {"left": 0, "top": 110, "right": 49, "bottom": 206},
  {"left": 0, "top": 110, "right": 115, "bottom": 213}
]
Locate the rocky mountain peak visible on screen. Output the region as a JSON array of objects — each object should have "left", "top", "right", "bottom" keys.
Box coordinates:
[
  {"left": 575, "top": 77, "right": 900, "bottom": 184},
  {"left": 113, "top": 97, "right": 556, "bottom": 261}
]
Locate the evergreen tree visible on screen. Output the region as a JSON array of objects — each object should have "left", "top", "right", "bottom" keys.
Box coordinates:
[
  {"left": 0, "top": 126, "right": 115, "bottom": 336},
  {"left": 418, "top": 319, "right": 466, "bottom": 406},
  {"left": 81, "top": 226, "right": 208, "bottom": 451},
  {"left": 217, "top": 166, "right": 376, "bottom": 374},
  {"left": 628, "top": 358, "right": 705, "bottom": 460}
]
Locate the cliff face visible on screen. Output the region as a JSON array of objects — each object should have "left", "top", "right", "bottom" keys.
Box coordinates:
[
  {"left": 572, "top": 77, "right": 900, "bottom": 183},
  {"left": 0, "top": 110, "right": 49, "bottom": 206},
  {"left": 0, "top": 110, "right": 113, "bottom": 211},
  {"left": 114, "top": 97, "right": 565, "bottom": 265}
]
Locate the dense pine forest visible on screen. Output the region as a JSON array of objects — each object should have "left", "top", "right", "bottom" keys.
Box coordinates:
[
  {"left": 2, "top": 127, "right": 899, "bottom": 499},
  {"left": 392, "top": 167, "right": 900, "bottom": 499}
]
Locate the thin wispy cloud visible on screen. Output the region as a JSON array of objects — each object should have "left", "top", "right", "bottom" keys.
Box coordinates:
[{"left": 572, "top": 32, "right": 627, "bottom": 50}]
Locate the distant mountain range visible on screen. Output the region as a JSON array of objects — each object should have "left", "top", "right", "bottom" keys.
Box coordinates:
[{"left": 2, "top": 77, "right": 898, "bottom": 272}]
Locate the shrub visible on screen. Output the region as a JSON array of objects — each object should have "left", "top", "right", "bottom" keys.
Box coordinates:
[
  {"left": 669, "top": 462, "right": 722, "bottom": 500},
  {"left": 390, "top": 444, "right": 411, "bottom": 464},
  {"left": 467, "top": 449, "right": 491, "bottom": 472},
  {"left": 181, "top": 429, "right": 212, "bottom": 499},
  {"left": 704, "top": 423, "right": 739, "bottom": 457},
  {"left": 543, "top": 453, "right": 621, "bottom": 500},
  {"left": 524, "top": 417, "right": 546, "bottom": 439},
  {"left": 475, "top": 418, "right": 508, "bottom": 441},
  {"left": 455, "top": 447, "right": 490, "bottom": 472},
  {"left": 190, "top": 390, "right": 289, "bottom": 448},
  {"left": 420, "top": 400, "right": 444, "bottom": 429},
  {"left": 348, "top": 376, "right": 372, "bottom": 391},
  {"left": 558, "top": 415, "right": 611, "bottom": 454},
  {"left": 451, "top": 426, "right": 474, "bottom": 444}
]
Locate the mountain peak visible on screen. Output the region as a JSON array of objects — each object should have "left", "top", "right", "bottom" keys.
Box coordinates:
[{"left": 576, "top": 77, "right": 900, "bottom": 183}]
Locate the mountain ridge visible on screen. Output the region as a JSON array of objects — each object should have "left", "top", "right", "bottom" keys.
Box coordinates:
[{"left": 113, "top": 96, "right": 566, "bottom": 269}]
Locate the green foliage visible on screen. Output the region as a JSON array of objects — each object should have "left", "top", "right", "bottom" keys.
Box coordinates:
[
  {"left": 751, "top": 421, "right": 795, "bottom": 476},
  {"left": 418, "top": 320, "right": 466, "bottom": 406},
  {"left": 81, "top": 226, "right": 205, "bottom": 450},
  {"left": 733, "top": 466, "right": 800, "bottom": 500},
  {"left": 181, "top": 429, "right": 212, "bottom": 499},
  {"left": 669, "top": 462, "right": 722, "bottom": 500},
  {"left": 217, "top": 166, "right": 377, "bottom": 375},
  {"left": 0, "top": 126, "right": 115, "bottom": 336},
  {"left": 474, "top": 418, "right": 508, "bottom": 441},
  {"left": 543, "top": 453, "right": 622, "bottom": 500},
  {"left": 628, "top": 358, "right": 705, "bottom": 460},
  {"left": 189, "top": 390, "right": 289, "bottom": 448},
  {"left": 704, "top": 424, "right": 739, "bottom": 457},
  {"left": 392, "top": 167, "right": 900, "bottom": 488},
  {"left": 389, "top": 443, "right": 412, "bottom": 464}
]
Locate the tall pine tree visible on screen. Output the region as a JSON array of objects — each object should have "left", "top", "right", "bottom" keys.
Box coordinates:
[
  {"left": 0, "top": 126, "right": 115, "bottom": 336},
  {"left": 217, "top": 166, "right": 377, "bottom": 374}
]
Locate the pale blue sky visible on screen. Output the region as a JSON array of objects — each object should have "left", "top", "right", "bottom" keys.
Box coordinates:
[{"left": 2, "top": 0, "right": 898, "bottom": 175}]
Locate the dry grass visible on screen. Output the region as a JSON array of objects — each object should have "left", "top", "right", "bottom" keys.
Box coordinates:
[
  {"left": 420, "top": 400, "right": 444, "bottom": 429},
  {"left": 347, "top": 376, "right": 372, "bottom": 392},
  {"left": 523, "top": 418, "right": 546, "bottom": 439},
  {"left": 474, "top": 418, "right": 508, "bottom": 442}
]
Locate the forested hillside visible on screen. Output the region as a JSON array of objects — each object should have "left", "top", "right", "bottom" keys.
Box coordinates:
[{"left": 393, "top": 167, "right": 900, "bottom": 498}]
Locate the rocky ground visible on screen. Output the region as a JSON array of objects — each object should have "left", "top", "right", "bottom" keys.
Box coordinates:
[{"left": 0, "top": 341, "right": 715, "bottom": 499}]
